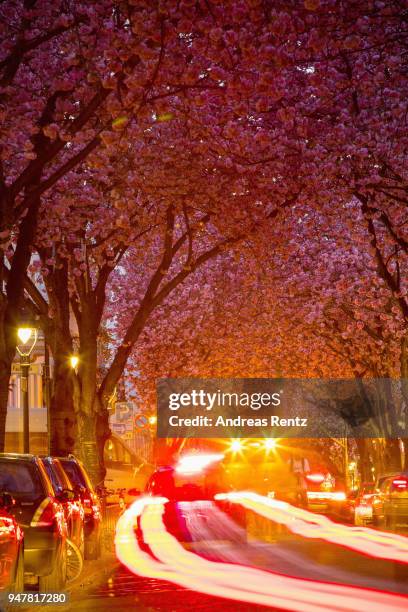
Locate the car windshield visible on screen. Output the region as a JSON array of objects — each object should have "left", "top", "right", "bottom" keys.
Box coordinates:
[{"left": 0, "top": 460, "right": 43, "bottom": 498}]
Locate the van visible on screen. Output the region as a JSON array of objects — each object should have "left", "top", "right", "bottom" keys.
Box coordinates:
[{"left": 103, "top": 434, "right": 154, "bottom": 504}]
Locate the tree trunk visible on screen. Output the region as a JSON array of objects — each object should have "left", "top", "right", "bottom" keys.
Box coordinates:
[
  {"left": 0, "top": 196, "right": 42, "bottom": 450},
  {"left": 384, "top": 438, "right": 402, "bottom": 472},
  {"left": 355, "top": 438, "right": 372, "bottom": 482},
  {"left": 49, "top": 356, "right": 78, "bottom": 456},
  {"left": 76, "top": 397, "right": 110, "bottom": 487},
  {"left": 0, "top": 363, "right": 11, "bottom": 451},
  {"left": 75, "top": 300, "right": 109, "bottom": 486},
  {"left": 0, "top": 302, "right": 23, "bottom": 452},
  {"left": 401, "top": 438, "right": 408, "bottom": 471},
  {"left": 400, "top": 334, "right": 408, "bottom": 406}
]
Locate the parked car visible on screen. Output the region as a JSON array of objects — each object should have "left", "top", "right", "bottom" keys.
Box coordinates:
[
  {"left": 305, "top": 472, "right": 346, "bottom": 513},
  {"left": 327, "top": 483, "right": 376, "bottom": 524},
  {"left": 58, "top": 456, "right": 102, "bottom": 559},
  {"left": 104, "top": 434, "right": 154, "bottom": 505},
  {"left": 348, "top": 483, "right": 376, "bottom": 525},
  {"left": 0, "top": 492, "right": 24, "bottom": 594},
  {"left": 0, "top": 454, "right": 67, "bottom": 590},
  {"left": 40, "top": 457, "right": 85, "bottom": 554},
  {"left": 372, "top": 472, "right": 408, "bottom": 530}
]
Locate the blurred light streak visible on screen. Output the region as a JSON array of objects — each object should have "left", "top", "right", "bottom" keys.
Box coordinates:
[
  {"left": 216, "top": 492, "right": 408, "bottom": 564},
  {"left": 307, "top": 491, "right": 346, "bottom": 501},
  {"left": 264, "top": 439, "right": 277, "bottom": 450},
  {"left": 115, "top": 497, "right": 408, "bottom": 611},
  {"left": 175, "top": 453, "right": 224, "bottom": 474}
]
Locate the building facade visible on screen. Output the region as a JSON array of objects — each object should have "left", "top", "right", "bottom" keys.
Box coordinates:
[{"left": 5, "top": 333, "right": 48, "bottom": 454}]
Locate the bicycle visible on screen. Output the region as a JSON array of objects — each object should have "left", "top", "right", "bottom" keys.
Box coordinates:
[{"left": 66, "top": 538, "right": 84, "bottom": 584}]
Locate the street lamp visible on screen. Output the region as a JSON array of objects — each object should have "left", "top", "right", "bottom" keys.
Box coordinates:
[
  {"left": 16, "top": 326, "right": 38, "bottom": 453},
  {"left": 230, "top": 439, "right": 243, "bottom": 452},
  {"left": 69, "top": 355, "right": 79, "bottom": 370}
]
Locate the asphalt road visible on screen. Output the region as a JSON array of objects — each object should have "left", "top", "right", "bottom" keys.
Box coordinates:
[{"left": 10, "top": 500, "right": 408, "bottom": 612}]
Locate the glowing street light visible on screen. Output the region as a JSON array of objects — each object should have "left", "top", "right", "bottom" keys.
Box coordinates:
[
  {"left": 17, "top": 327, "right": 33, "bottom": 346},
  {"left": 17, "top": 327, "right": 37, "bottom": 355},
  {"left": 230, "top": 439, "right": 243, "bottom": 452},
  {"left": 264, "top": 439, "right": 277, "bottom": 450},
  {"left": 70, "top": 355, "right": 79, "bottom": 370},
  {"left": 149, "top": 415, "right": 157, "bottom": 425}
]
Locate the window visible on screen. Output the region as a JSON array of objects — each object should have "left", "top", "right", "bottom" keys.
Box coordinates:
[
  {"left": 42, "top": 460, "right": 64, "bottom": 494},
  {"left": 60, "top": 460, "right": 87, "bottom": 489},
  {"left": 0, "top": 461, "right": 42, "bottom": 497}
]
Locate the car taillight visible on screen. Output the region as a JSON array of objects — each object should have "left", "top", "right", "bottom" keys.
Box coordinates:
[
  {"left": 392, "top": 478, "right": 408, "bottom": 488},
  {"left": 82, "top": 494, "right": 92, "bottom": 513},
  {"left": 82, "top": 493, "right": 100, "bottom": 517},
  {"left": 31, "top": 497, "right": 64, "bottom": 528},
  {"left": 306, "top": 473, "right": 326, "bottom": 484}
]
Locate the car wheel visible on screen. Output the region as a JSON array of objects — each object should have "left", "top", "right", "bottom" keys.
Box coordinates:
[
  {"left": 39, "top": 542, "right": 67, "bottom": 591},
  {"left": 84, "top": 532, "right": 101, "bottom": 560},
  {"left": 10, "top": 547, "right": 24, "bottom": 593}
]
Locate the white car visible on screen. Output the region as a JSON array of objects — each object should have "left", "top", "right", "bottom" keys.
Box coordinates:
[{"left": 103, "top": 434, "right": 154, "bottom": 504}]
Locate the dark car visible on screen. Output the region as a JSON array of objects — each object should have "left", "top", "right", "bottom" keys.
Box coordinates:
[
  {"left": 328, "top": 483, "right": 376, "bottom": 524},
  {"left": 145, "top": 456, "right": 246, "bottom": 542},
  {"left": 0, "top": 454, "right": 67, "bottom": 590},
  {"left": 372, "top": 472, "right": 408, "bottom": 530},
  {"left": 40, "top": 457, "right": 85, "bottom": 554},
  {"left": 0, "top": 492, "right": 24, "bottom": 594},
  {"left": 58, "top": 456, "right": 101, "bottom": 559}
]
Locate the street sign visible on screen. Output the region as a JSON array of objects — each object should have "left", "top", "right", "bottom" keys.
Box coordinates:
[
  {"left": 115, "top": 402, "right": 134, "bottom": 422},
  {"left": 134, "top": 413, "right": 148, "bottom": 429},
  {"left": 112, "top": 423, "right": 126, "bottom": 435}
]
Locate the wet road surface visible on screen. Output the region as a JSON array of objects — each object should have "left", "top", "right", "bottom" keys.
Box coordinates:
[{"left": 13, "top": 500, "right": 408, "bottom": 612}]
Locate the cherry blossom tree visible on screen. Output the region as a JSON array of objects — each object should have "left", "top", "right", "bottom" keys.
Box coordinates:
[
  {"left": 2, "top": 0, "right": 407, "bottom": 482},
  {"left": 1, "top": 0, "right": 301, "bottom": 453},
  {"left": 132, "top": 199, "right": 407, "bottom": 473}
]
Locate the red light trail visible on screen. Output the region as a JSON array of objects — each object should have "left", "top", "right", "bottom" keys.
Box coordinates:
[
  {"left": 115, "top": 496, "right": 408, "bottom": 611},
  {"left": 215, "top": 492, "right": 408, "bottom": 564}
]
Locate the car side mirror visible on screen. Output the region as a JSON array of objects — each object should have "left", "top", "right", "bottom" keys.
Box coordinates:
[
  {"left": 128, "top": 488, "right": 141, "bottom": 497},
  {"left": 0, "top": 492, "right": 15, "bottom": 510}
]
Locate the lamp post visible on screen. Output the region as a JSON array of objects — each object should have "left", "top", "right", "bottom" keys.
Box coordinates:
[
  {"left": 17, "top": 326, "right": 38, "bottom": 453},
  {"left": 43, "top": 342, "right": 51, "bottom": 454}
]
